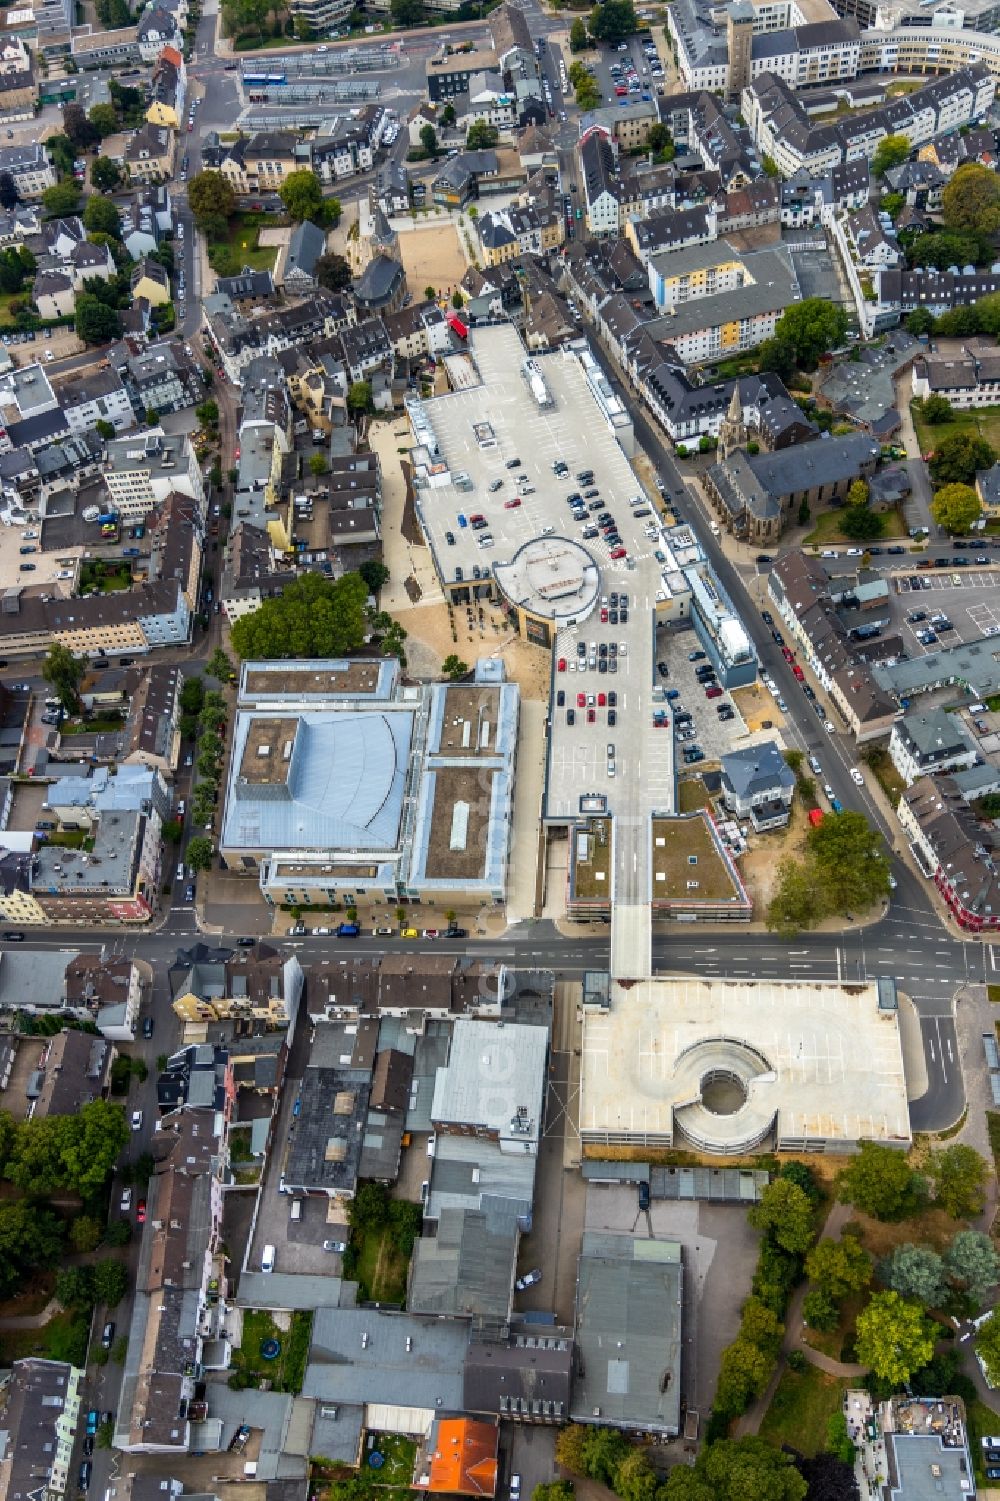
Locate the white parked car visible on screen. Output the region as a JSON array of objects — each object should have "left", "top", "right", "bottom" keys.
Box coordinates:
[
  {"left": 849, "top": 766, "right": 864, "bottom": 786},
  {"left": 131, "top": 1110, "right": 143, "bottom": 1131}
]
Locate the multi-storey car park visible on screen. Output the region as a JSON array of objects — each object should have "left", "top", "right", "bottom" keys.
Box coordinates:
[
  {"left": 407, "top": 325, "right": 758, "bottom": 979},
  {"left": 404, "top": 325, "right": 913, "bottom": 1159}
]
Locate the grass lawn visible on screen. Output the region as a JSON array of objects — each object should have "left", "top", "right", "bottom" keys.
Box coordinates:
[
  {"left": 211, "top": 216, "right": 279, "bottom": 273},
  {"left": 911, "top": 400, "right": 1000, "bottom": 457},
  {"left": 989, "top": 986, "right": 1000, "bottom": 1003},
  {"left": 804, "top": 506, "right": 908, "bottom": 546},
  {"left": 361, "top": 1433, "right": 417, "bottom": 1487},
  {"left": 677, "top": 777, "right": 712, "bottom": 813},
  {"left": 61, "top": 715, "right": 125, "bottom": 736},
  {"left": 353, "top": 1224, "right": 410, "bottom": 1305},
  {"left": 81, "top": 560, "right": 131, "bottom": 594},
  {"left": 236, "top": 1308, "right": 313, "bottom": 1392},
  {"left": 0, "top": 1309, "right": 88, "bottom": 1367},
  {"left": 988, "top": 1112, "right": 1000, "bottom": 1176},
  {"left": 862, "top": 745, "right": 907, "bottom": 806},
  {"left": 759, "top": 1365, "right": 849, "bottom": 1457}
]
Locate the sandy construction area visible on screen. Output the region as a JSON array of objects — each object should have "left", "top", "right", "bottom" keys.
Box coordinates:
[
  {"left": 393, "top": 597, "right": 553, "bottom": 700},
  {"left": 397, "top": 223, "right": 469, "bottom": 300}
]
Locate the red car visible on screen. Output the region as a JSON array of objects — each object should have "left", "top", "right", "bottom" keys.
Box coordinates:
[
  {"left": 587, "top": 708, "right": 596, "bottom": 723},
  {"left": 558, "top": 658, "right": 566, "bottom": 672},
  {"left": 136, "top": 1198, "right": 147, "bottom": 1223},
  {"left": 792, "top": 664, "right": 805, "bottom": 681},
  {"left": 577, "top": 693, "right": 586, "bottom": 707},
  {"left": 600, "top": 608, "right": 608, "bottom": 622},
  {"left": 705, "top": 686, "right": 723, "bottom": 699},
  {"left": 598, "top": 692, "right": 606, "bottom": 706},
  {"left": 610, "top": 546, "right": 627, "bottom": 559},
  {"left": 504, "top": 498, "right": 522, "bottom": 509},
  {"left": 781, "top": 646, "right": 794, "bottom": 663}
]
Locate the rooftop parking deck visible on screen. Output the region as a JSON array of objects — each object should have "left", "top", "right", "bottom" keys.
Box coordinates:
[{"left": 411, "top": 327, "right": 712, "bottom": 975}]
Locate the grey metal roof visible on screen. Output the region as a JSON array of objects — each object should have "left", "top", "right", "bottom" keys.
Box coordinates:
[
  {"left": 286, "top": 219, "right": 326, "bottom": 280},
  {"left": 463, "top": 1334, "right": 573, "bottom": 1419},
  {"left": 427, "top": 1135, "right": 536, "bottom": 1223},
  {"left": 889, "top": 1433, "right": 974, "bottom": 1501},
  {"left": 720, "top": 740, "right": 795, "bottom": 802},
  {"left": 409, "top": 1201, "right": 520, "bottom": 1319},
  {"left": 571, "top": 1232, "right": 682, "bottom": 1435},
  {"left": 222, "top": 709, "right": 413, "bottom": 853},
  {"left": 304, "top": 1308, "right": 468, "bottom": 1410}
]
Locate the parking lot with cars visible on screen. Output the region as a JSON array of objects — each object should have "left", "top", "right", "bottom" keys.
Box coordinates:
[
  {"left": 655, "top": 627, "right": 753, "bottom": 769},
  {"left": 892, "top": 565, "right": 1000, "bottom": 655},
  {"left": 586, "top": 30, "right": 665, "bottom": 105}
]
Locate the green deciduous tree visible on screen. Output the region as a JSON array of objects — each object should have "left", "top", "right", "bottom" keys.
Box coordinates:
[
  {"left": 807, "top": 810, "right": 890, "bottom": 916},
  {"left": 187, "top": 170, "right": 236, "bottom": 239},
  {"left": 931, "top": 482, "right": 982, "bottom": 535},
  {"left": 532, "top": 1485, "right": 574, "bottom": 1501},
  {"left": 766, "top": 857, "right": 820, "bottom": 934},
  {"left": 88, "top": 103, "right": 119, "bottom": 138},
  {"left": 929, "top": 431, "right": 995, "bottom": 487},
  {"left": 878, "top": 1243, "right": 946, "bottom": 1306},
  {"left": 466, "top": 121, "right": 498, "bottom": 150},
  {"left": 553, "top": 1425, "right": 588, "bottom": 1474},
  {"left": 678, "top": 1438, "right": 807, "bottom": 1501},
  {"left": 42, "top": 179, "right": 82, "bottom": 218},
  {"left": 856, "top": 1291, "right": 935, "bottom": 1384},
  {"left": 714, "top": 1335, "right": 775, "bottom": 1415},
  {"left": 90, "top": 156, "right": 123, "bottom": 192},
  {"left": 612, "top": 1449, "right": 657, "bottom": 1501},
  {"left": 419, "top": 124, "right": 439, "bottom": 157},
  {"left": 232, "top": 571, "right": 368, "bottom": 661},
  {"left": 926, "top": 1144, "right": 989, "bottom": 1219},
  {"left": 279, "top": 169, "right": 325, "bottom": 223},
  {"left": 308, "top": 452, "right": 329, "bottom": 476},
  {"left": 804, "top": 1235, "right": 872, "bottom": 1301},
  {"left": 840, "top": 505, "right": 884, "bottom": 542},
  {"left": 43, "top": 642, "right": 84, "bottom": 714},
  {"left": 588, "top": 0, "right": 637, "bottom": 42},
  {"left": 801, "top": 1287, "right": 839, "bottom": 1333},
  {"left": 909, "top": 229, "right": 985, "bottom": 271},
  {"left": 75, "top": 294, "right": 121, "bottom": 345},
  {"left": 69, "top": 1215, "right": 103, "bottom": 1254},
  {"left": 185, "top": 836, "right": 214, "bottom": 872},
  {"left": 773, "top": 298, "right": 849, "bottom": 371},
  {"left": 347, "top": 380, "right": 373, "bottom": 416},
  {"left": 359, "top": 561, "right": 390, "bottom": 594},
  {"left": 748, "top": 1179, "right": 815, "bottom": 1256},
  {"left": 837, "top": 1141, "right": 924, "bottom": 1221},
  {"left": 206, "top": 649, "right": 233, "bottom": 682},
  {"left": 942, "top": 161, "right": 1000, "bottom": 237},
  {"left": 56, "top": 1265, "right": 95, "bottom": 1309},
  {"left": 83, "top": 195, "right": 121, "bottom": 239},
  {"left": 0, "top": 1203, "right": 64, "bottom": 1299},
  {"left": 570, "top": 17, "right": 588, "bottom": 49},
  {"left": 180, "top": 675, "right": 205, "bottom": 715},
  {"left": 906, "top": 308, "right": 936, "bottom": 337},
  {"left": 316, "top": 251, "right": 352, "bottom": 292},
  {"left": 92, "top": 1258, "right": 129, "bottom": 1307},
  {"left": 390, "top": 0, "right": 425, "bottom": 22},
  {"left": 442, "top": 654, "right": 468, "bottom": 680},
  {"left": 946, "top": 1229, "right": 1000, "bottom": 1302},
  {"left": 871, "top": 133, "right": 912, "bottom": 178},
  {"left": 46, "top": 134, "right": 75, "bottom": 178},
  {"left": 920, "top": 394, "right": 954, "bottom": 424},
  {"left": 63, "top": 103, "right": 98, "bottom": 152}
]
